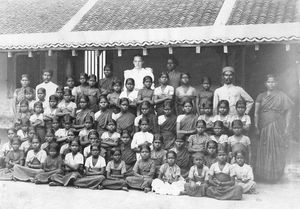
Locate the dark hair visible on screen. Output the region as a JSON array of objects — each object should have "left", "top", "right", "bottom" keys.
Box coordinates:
[
  {"left": 19, "top": 99, "right": 29, "bottom": 106},
  {"left": 139, "top": 144, "right": 151, "bottom": 152},
  {"left": 206, "top": 140, "right": 218, "bottom": 150},
  {"left": 49, "top": 94, "right": 59, "bottom": 102},
  {"left": 63, "top": 114, "right": 73, "bottom": 123},
  {"left": 166, "top": 150, "right": 177, "bottom": 159},
  {"left": 52, "top": 116, "right": 60, "bottom": 123},
  {"left": 99, "top": 95, "right": 108, "bottom": 103},
  {"left": 111, "top": 147, "right": 122, "bottom": 156},
  {"left": 153, "top": 134, "right": 163, "bottom": 143},
  {"left": 201, "top": 76, "right": 211, "bottom": 85},
  {"left": 234, "top": 150, "right": 246, "bottom": 158},
  {"left": 232, "top": 119, "right": 243, "bottom": 128},
  {"left": 32, "top": 136, "right": 41, "bottom": 143},
  {"left": 202, "top": 100, "right": 213, "bottom": 109},
  {"left": 167, "top": 56, "right": 179, "bottom": 66},
  {"left": 133, "top": 54, "right": 144, "bottom": 61},
  {"left": 48, "top": 142, "right": 60, "bottom": 156},
  {"left": 163, "top": 100, "right": 173, "bottom": 109},
  {"left": 88, "top": 129, "right": 99, "bottom": 139},
  {"left": 12, "top": 135, "right": 21, "bottom": 145},
  {"left": 125, "top": 78, "right": 135, "bottom": 85},
  {"left": 217, "top": 100, "right": 229, "bottom": 115},
  {"left": 138, "top": 117, "right": 150, "bottom": 126},
  {"left": 121, "top": 130, "right": 131, "bottom": 138},
  {"left": 42, "top": 69, "right": 53, "bottom": 76},
  {"left": 79, "top": 95, "right": 89, "bottom": 104},
  {"left": 182, "top": 99, "right": 193, "bottom": 107},
  {"left": 106, "top": 119, "right": 116, "bottom": 126},
  {"left": 88, "top": 75, "right": 98, "bottom": 88},
  {"left": 20, "top": 118, "right": 30, "bottom": 126},
  {"left": 192, "top": 151, "right": 205, "bottom": 160},
  {"left": 180, "top": 72, "right": 191, "bottom": 79},
  {"left": 33, "top": 101, "right": 43, "bottom": 110},
  {"left": 140, "top": 101, "right": 151, "bottom": 110},
  {"left": 37, "top": 87, "right": 46, "bottom": 94},
  {"left": 119, "top": 97, "right": 129, "bottom": 106},
  {"left": 196, "top": 119, "right": 206, "bottom": 127},
  {"left": 69, "top": 137, "right": 80, "bottom": 147},
  {"left": 159, "top": 71, "right": 169, "bottom": 80},
  {"left": 56, "top": 86, "right": 64, "bottom": 93},
  {"left": 236, "top": 99, "right": 246, "bottom": 108},
  {"left": 7, "top": 127, "right": 16, "bottom": 134},
  {"left": 79, "top": 73, "right": 88, "bottom": 80},
  {"left": 90, "top": 143, "right": 101, "bottom": 152},
  {"left": 84, "top": 114, "right": 94, "bottom": 123},
  {"left": 112, "top": 80, "right": 122, "bottom": 87},
  {"left": 213, "top": 120, "right": 224, "bottom": 128},
  {"left": 104, "top": 64, "right": 113, "bottom": 71},
  {"left": 63, "top": 88, "right": 72, "bottom": 96},
  {"left": 265, "top": 74, "right": 277, "bottom": 82},
  {"left": 143, "top": 76, "right": 153, "bottom": 83}
]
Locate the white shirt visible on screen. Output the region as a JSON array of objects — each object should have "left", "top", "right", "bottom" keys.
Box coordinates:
[
  {"left": 119, "top": 89, "right": 138, "bottom": 102},
  {"left": 85, "top": 155, "right": 106, "bottom": 169},
  {"left": 55, "top": 128, "right": 68, "bottom": 139},
  {"left": 0, "top": 142, "right": 13, "bottom": 157},
  {"left": 26, "top": 149, "right": 47, "bottom": 164},
  {"left": 17, "top": 130, "right": 28, "bottom": 141},
  {"left": 44, "top": 107, "right": 58, "bottom": 119},
  {"left": 29, "top": 113, "right": 45, "bottom": 126},
  {"left": 36, "top": 81, "right": 58, "bottom": 102},
  {"left": 64, "top": 152, "right": 84, "bottom": 167},
  {"left": 228, "top": 135, "right": 251, "bottom": 147},
  {"left": 158, "top": 115, "right": 167, "bottom": 125},
  {"left": 124, "top": 67, "right": 154, "bottom": 90},
  {"left": 154, "top": 85, "right": 174, "bottom": 96},
  {"left": 210, "top": 134, "right": 228, "bottom": 144},
  {"left": 230, "top": 114, "right": 251, "bottom": 127},
  {"left": 213, "top": 84, "right": 253, "bottom": 115},
  {"left": 131, "top": 131, "right": 153, "bottom": 160}
]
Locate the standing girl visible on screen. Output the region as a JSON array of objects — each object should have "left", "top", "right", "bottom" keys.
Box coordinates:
[
  {"left": 119, "top": 78, "right": 138, "bottom": 115},
  {"left": 210, "top": 121, "right": 228, "bottom": 152},
  {"left": 50, "top": 138, "right": 83, "bottom": 186},
  {"left": 60, "top": 130, "right": 76, "bottom": 158},
  {"left": 0, "top": 129, "right": 15, "bottom": 168},
  {"left": 74, "top": 95, "right": 94, "bottom": 130},
  {"left": 134, "top": 101, "right": 158, "bottom": 134},
  {"left": 158, "top": 101, "right": 177, "bottom": 149},
  {"left": 15, "top": 99, "right": 31, "bottom": 123},
  {"left": 36, "top": 87, "right": 49, "bottom": 110},
  {"left": 72, "top": 73, "right": 89, "bottom": 104},
  {"left": 131, "top": 118, "right": 154, "bottom": 160},
  {"left": 112, "top": 98, "right": 135, "bottom": 134},
  {"left": 17, "top": 118, "right": 30, "bottom": 143},
  {"left": 34, "top": 142, "right": 63, "bottom": 184},
  {"left": 30, "top": 101, "right": 46, "bottom": 142},
  {"left": 183, "top": 152, "right": 209, "bottom": 197},
  {"left": 126, "top": 145, "right": 155, "bottom": 192},
  {"left": 98, "top": 64, "right": 119, "bottom": 96},
  {"left": 41, "top": 129, "right": 56, "bottom": 151},
  {"left": 196, "top": 77, "right": 213, "bottom": 115},
  {"left": 65, "top": 76, "right": 75, "bottom": 102},
  {"left": 56, "top": 89, "right": 77, "bottom": 118},
  {"left": 136, "top": 76, "right": 154, "bottom": 115},
  {"left": 205, "top": 140, "right": 218, "bottom": 168},
  {"left": 107, "top": 80, "right": 122, "bottom": 113},
  {"left": 79, "top": 115, "right": 94, "bottom": 148},
  {"left": 120, "top": 130, "right": 136, "bottom": 176},
  {"left": 101, "top": 119, "right": 120, "bottom": 161},
  {"left": 231, "top": 100, "right": 251, "bottom": 133},
  {"left": 206, "top": 149, "right": 243, "bottom": 200},
  {"left": 95, "top": 95, "right": 112, "bottom": 136},
  {"left": 187, "top": 120, "right": 210, "bottom": 154},
  {"left": 175, "top": 72, "right": 197, "bottom": 115},
  {"left": 152, "top": 150, "right": 185, "bottom": 195},
  {"left": 55, "top": 86, "right": 64, "bottom": 104},
  {"left": 176, "top": 100, "right": 197, "bottom": 139},
  {"left": 55, "top": 114, "right": 72, "bottom": 145},
  {"left": 44, "top": 95, "right": 59, "bottom": 121},
  {"left": 102, "top": 148, "right": 128, "bottom": 191},
  {"left": 74, "top": 144, "right": 106, "bottom": 189},
  {"left": 20, "top": 127, "right": 35, "bottom": 155},
  {"left": 13, "top": 137, "right": 47, "bottom": 182},
  {"left": 87, "top": 74, "right": 100, "bottom": 113},
  {"left": 213, "top": 100, "right": 231, "bottom": 133},
  {"left": 154, "top": 72, "right": 174, "bottom": 116},
  {"left": 150, "top": 135, "right": 167, "bottom": 176},
  {"left": 198, "top": 100, "right": 214, "bottom": 132},
  {"left": 170, "top": 138, "right": 190, "bottom": 178},
  {"left": 83, "top": 130, "right": 102, "bottom": 158}
]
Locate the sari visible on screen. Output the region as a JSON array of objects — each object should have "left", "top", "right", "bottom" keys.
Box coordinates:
[
  {"left": 75, "top": 109, "right": 94, "bottom": 127},
  {"left": 177, "top": 114, "right": 198, "bottom": 139},
  {"left": 171, "top": 147, "right": 191, "bottom": 178},
  {"left": 34, "top": 156, "right": 63, "bottom": 183},
  {"left": 95, "top": 110, "right": 112, "bottom": 136},
  {"left": 255, "top": 90, "right": 293, "bottom": 182},
  {"left": 115, "top": 112, "right": 135, "bottom": 134},
  {"left": 121, "top": 143, "right": 136, "bottom": 176},
  {"left": 159, "top": 114, "right": 177, "bottom": 149}
]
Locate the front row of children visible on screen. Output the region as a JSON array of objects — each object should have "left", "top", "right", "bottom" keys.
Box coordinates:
[{"left": 0, "top": 128, "right": 256, "bottom": 200}]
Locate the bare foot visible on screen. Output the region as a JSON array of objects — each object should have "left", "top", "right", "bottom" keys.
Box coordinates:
[{"left": 122, "top": 187, "right": 129, "bottom": 192}]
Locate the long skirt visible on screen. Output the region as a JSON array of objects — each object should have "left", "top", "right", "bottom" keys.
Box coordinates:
[
  {"left": 124, "top": 164, "right": 134, "bottom": 177},
  {"left": 0, "top": 168, "right": 13, "bottom": 181},
  {"left": 13, "top": 164, "right": 43, "bottom": 181},
  {"left": 50, "top": 171, "right": 81, "bottom": 186},
  {"left": 152, "top": 179, "right": 185, "bottom": 195},
  {"left": 102, "top": 179, "right": 127, "bottom": 190},
  {"left": 126, "top": 176, "right": 152, "bottom": 190},
  {"left": 36, "top": 126, "right": 46, "bottom": 143},
  {"left": 184, "top": 182, "right": 208, "bottom": 197},
  {"left": 236, "top": 180, "right": 256, "bottom": 194},
  {"left": 256, "top": 120, "right": 286, "bottom": 182},
  {"left": 74, "top": 175, "right": 105, "bottom": 189},
  {"left": 34, "top": 169, "right": 62, "bottom": 184},
  {"left": 206, "top": 184, "right": 243, "bottom": 200}
]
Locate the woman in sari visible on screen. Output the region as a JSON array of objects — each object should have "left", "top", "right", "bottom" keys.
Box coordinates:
[
  {"left": 254, "top": 74, "right": 293, "bottom": 182},
  {"left": 113, "top": 98, "right": 135, "bottom": 134},
  {"left": 74, "top": 95, "right": 94, "bottom": 130},
  {"left": 95, "top": 96, "right": 112, "bottom": 136},
  {"left": 13, "top": 74, "right": 35, "bottom": 115}
]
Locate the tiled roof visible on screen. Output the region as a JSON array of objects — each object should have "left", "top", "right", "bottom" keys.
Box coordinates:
[
  {"left": 0, "top": 0, "right": 88, "bottom": 34},
  {"left": 73, "top": 0, "right": 224, "bottom": 31},
  {"left": 227, "top": 0, "right": 300, "bottom": 25}
]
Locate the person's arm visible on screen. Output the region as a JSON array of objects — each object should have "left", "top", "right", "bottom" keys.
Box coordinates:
[
  {"left": 86, "top": 166, "right": 105, "bottom": 176},
  {"left": 208, "top": 174, "right": 220, "bottom": 186},
  {"left": 196, "top": 93, "right": 200, "bottom": 115},
  {"left": 131, "top": 134, "right": 140, "bottom": 152},
  {"left": 143, "top": 161, "right": 155, "bottom": 178},
  {"left": 133, "top": 161, "right": 143, "bottom": 178},
  {"left": 285, "top": 108, "right": 292, "bottom": 135},
  {"left": 240, "top": 88, "right": 254, "bottom": 115},
  {"left": 136, "top": 90, "right": 143, "bottom": 105},
  {"left": 219, "top": 176, "right": 235, "bottom": 187},
  {"left": 254, "top": 102, "right": 261, "bottom": 135},
  {"left": 213, "top": 90, "right": 219, "bottom": 115},
  {"left": 28, "top": 162, "right": 43, "bottom": 169}
]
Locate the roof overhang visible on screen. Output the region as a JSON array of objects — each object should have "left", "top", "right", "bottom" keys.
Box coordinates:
[{"left": 0, "top": 22, "right": 299, "bottom": 51}]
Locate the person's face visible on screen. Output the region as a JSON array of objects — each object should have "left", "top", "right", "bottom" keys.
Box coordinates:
[
  {"left": 175, "top": 140, "right": 184, "bottom": 148},
  {"left": 120, "top": 101, "right": 129, "bottom": 112},
  {"left": 64, "top": 122, "right": 71, "bottom": 130},
  {"left": 89, "top": 134, "right": 98, "bottom": 144},
  {"left": 113, "top": 151, "right": 121, "bottom": 162},
  {"left": 63, "top": 93, "right": 71, "bottom": 102},
  {"left": 37, "top": 91, "right": 45, "bottom": 100},
  {"left": 91, "top": 147, "right": 100, "bottom": 157},
  {"left": 232, "top": 125, "right": 243, "bottom": 136},
  {"left": 66, "top": 78, "right": 75, "bottom": 88},
  {"left": 67, "top": 132, "right": 75, "bottom": 141},
  {"left": 42, "top": 72, "right": 52, "bottom": 83},
  {"left": 140, "top": 121, "right": 149, "bottom": 132},
  {"left": 45, "top": 134, "right": 54, "bottom": 143},
  {"left": 121, "top": 134, "right": 131, "bottom": 144},
  {"left": 56, "top": 90, "right": 63, "bottom": 98},
  {"left": 99, "top": 98, "right": 108, "bottom": 109},
  {"left": 104, "top": 67, "right": 112, "bottom": 77},
  {"left": 125, "top": 81, "right": 134, "bottom": 91},
  {"left": 20, "top": 77, "right": 29, "bottom": 87},
  {"left": 28, "top": 131, "right": 35, "bottom": 139},
  {"left": 141, "top": 105, "right": 150, "bottom": 115},
  {"left": 236, "top": 105, "right": 246, "bottom": 116},
  {"left": 166, "top": 59, "right": 176, "bottom": 71},
  {"left": 49, "top": 100, "right": 58, "bottom": 108},
  {"left": 204, "top": 107, "right": 212, "bottom": 115},
  {"left": 196, "top": 123, "right": 206, "bottom": 134},
  {"left": 79, "top": 98, "right": 88, "bottom": 109},
  {"left": 181, "top": 74, "right": 189, "bottom": 85},
  {"left": 32, "top": 138, "right": 40, "bottom": 150},
  {"left": 163, "top": 106, "right": 172, "bottom": 116},
  {"left": 202, "top": 81, "right": 210, "bottom": 90},
  {"left": 167, "top": 154, "right": 176, "bottom": 166},
  {"left": 25, "top": 93, "right": 33, "bottom": 100},
  {"left": 223, "top": 71, "right": 233, "bottom": 84},
  {"left": 236, "top": 153, "right": 245, "bottom": 166},
  {"left": 49, "top": 150, "right": 57, "bottom": 158},
  {"left": 12, "top": 141, "right": 20, "bottom": 151},
  {"left": 213, "top": 126, "right": 222, "bottom": 136},
  {"left": 52, "top": 121, "right": 60, "bottom": 130},
  {"left": 79, "top": 76, "right": 87, "bottom": 85},
  {"left": 194, "top": 157, "right": 204, "bottom": 167},
  {"left": 183, "top": 102, "right": 192, "bottom": 114},
  {"left": 133, "top": 56, "right": 143, "bottom": 69},
  {"left": 207, "top": 144, "right": 216, "bottom": 155},
  {"left": 107, "top": 123, "right": 116, "bottom": 132},
  {"left": 34, "top": 106, "right": 43, "bottom": 114},
  {"left": 144, "top": 79, "right": 152, "bottom": 89},
  {"left": 20, "top": 104, "right": 29, "bottom": 112},
  {"left": 159, "top": 74, "right": 169, "bottom": 85},
  {"left": 21, "top": 125, "right": 28, "bottom": 132},
  {"left": 70, "top": 141, "right": 79, "bottom": 153},
  {"left": 88, "top": 78, "right": 96, "bottom": 87},
  {"left": 218, "top": 152, "right": 227, "bottom": 163},
  {"left": 153, "top": 140, "right": 162, "bottom": 150},
  {"left": 85, "top": 121, "right": 93, "bottom": 129},
  {"left": 218, "top": 103, "right": 228, "bottom": 115},
  {"left": 113, "top": 83, "right": 121, "bottom": 93},
  {"left": 140, "top": 148, "right": 150, "bottom": 160},
  {"left": 265, "top": 77, "right": 277, "bottom": 91}
]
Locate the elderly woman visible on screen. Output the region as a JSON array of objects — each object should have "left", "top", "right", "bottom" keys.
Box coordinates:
[
  {"left": 13, "top": 74, "right": 35, "bottom": 115},
  {"left": 254, "top": 74, "right": 293, "bottom": 182}
]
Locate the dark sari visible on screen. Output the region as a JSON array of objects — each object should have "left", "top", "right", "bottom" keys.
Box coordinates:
[
  {"left": 255, "top": 90, "right": 293, "bottom": 182},
  {"left": 121, "top": 143, "right": 136, "bottom": 176},
  {"left": 75, "top": 109, "right": 93, "bottom": 127},
  {"left": 177, "top": 114, "right": 198, "bottom": 139},
  {"left": 172, "top": 148, "right": 191, "bottom": 178},
  {"left": 159, "top": 115, "right": 177, "bottom": 149},
  {"left": 96, "top": 110, "right": 112, "bottom": 136},
  {"left": 116, "top": 112, "right": 135, "bottom": 134}
]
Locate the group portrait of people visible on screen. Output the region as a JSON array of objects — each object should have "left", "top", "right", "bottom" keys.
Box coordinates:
[{"left": 0, "top": 54, "right": 293, "bottom": 200}]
